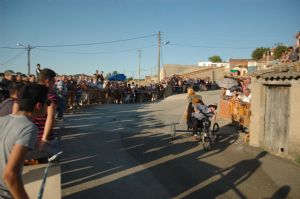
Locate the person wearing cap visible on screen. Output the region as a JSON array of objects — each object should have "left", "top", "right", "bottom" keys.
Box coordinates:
[{"left": 208, "top": 102, "right": 218, "bottom": 123}]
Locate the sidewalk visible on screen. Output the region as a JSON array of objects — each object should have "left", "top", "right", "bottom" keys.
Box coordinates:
[
  {"left": 23, "top": 163, "right": 61, "bottom": 199},
  {"left": 219, "top": 119, "right": 300, "bottom": 199}
]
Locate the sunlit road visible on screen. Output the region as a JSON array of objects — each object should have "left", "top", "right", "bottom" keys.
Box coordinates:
[{"left": 57, "top": 90, "right": 300, "bottom": 199}]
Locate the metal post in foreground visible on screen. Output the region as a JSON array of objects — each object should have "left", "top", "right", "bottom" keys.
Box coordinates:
[{"left": 37, "top": 151, "right": 63, "bottom": 199}]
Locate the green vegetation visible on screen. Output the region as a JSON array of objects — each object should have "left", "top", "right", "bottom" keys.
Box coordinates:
[
  {"left": 209, "top": 55, "right": 222, "bottom": 62},
  {"left": 251, "top": 47, "right": 270, "bottom": 60},
  {"left": 105, "top": 70, "right": 118, "bottom": 79},
  {"left": 273, "top": 44, "right": 288, "bottom": 59}
]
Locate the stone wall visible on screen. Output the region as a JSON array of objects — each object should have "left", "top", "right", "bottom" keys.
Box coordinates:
[
  {"left": 179, "top": 66, "right": 225, "bottom": 82},
  {"left": 250, "top": 78, "right": 300, "bottom": 160},
  {"left": 288, "top": 82, "right": 300, "bottom": 158}
]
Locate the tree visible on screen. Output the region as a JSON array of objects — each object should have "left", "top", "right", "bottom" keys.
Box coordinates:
[
  {"left": 105, "top": 70, "right": 119, "bottom": 79},
  {"left": 105, "top": 72, "right": 112, "bottom": 79},
  {"left": 112, "top": 70, "right": 118, "bottom": 75},
  {"left": 273, "top": 45, "right": 288, "bottom": 59},
  {"left": 251, "top": 47, "right": 270, "bottom": 60},
  {"left": 209, "top": 55, "right": 222, "bottom": 62}
]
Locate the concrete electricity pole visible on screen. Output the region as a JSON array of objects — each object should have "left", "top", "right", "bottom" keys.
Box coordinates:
[
  {"left": 138, "top": 50, "right": 142, "bottom": 86},
  {"left": 157, "top": 31, "right": 161, "bottom": 83},
  {"left": 17, "top": 43, "right": 33, "bottom": 76}
]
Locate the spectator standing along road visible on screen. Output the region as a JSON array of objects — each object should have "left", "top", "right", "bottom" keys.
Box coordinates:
[
  {"left": 34, "top": 68, "right": 57, "bottom": 144},
  {"left": 0, "top": 84, "right": 48, "bottom": 199}
]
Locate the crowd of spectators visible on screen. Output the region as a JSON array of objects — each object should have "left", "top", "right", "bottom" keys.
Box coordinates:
[
  {"left": 280, "top": 31, "right": 300, "bottom": 63},
  {"left": 1, "top": 67, "right": 224, "bottom": 127},
  {"left": 219, "top": 76, "right": 252, "bottom": 132},
  {"left": 280, "top": 46, "right": 299, "bottom": 63},
  {"left": 222, "top": 76, "right": 252, "bottom": 103},
  {"left": 159, "top": 74, "right": 218, "bottom": 94}
]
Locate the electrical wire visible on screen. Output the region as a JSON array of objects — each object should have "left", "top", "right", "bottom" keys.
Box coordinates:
[
  {"left": 34, "top": 45, "right": 157, "bottom": 54},
  {"left": 0, "top": 46, "right": 24, "bottom": 49},
  {"left": 34, "top": 34, "right": 157, "bottom": 48},
  {"left": 0, "top": 50, "right": 26, "bottom": 68},
  {"left": 170, "top": 43, "right": 255, "bottom": 49},
  {"left": 0, "top": 33, "right": 157, "bottom": 50}
]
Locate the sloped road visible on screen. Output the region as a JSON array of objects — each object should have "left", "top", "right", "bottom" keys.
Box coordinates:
[{"left": 57, "top": 90, "right": 300, "bottom": 199}]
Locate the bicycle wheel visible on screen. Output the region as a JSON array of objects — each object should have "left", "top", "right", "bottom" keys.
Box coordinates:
[
  {"left": 212, "top": 123, "right": 220, "bottom": 140},
  {"left": 202, "top": 133, "right": 212, "bottom": 151}
]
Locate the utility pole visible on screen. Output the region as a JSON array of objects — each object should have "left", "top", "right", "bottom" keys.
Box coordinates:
[
  {"left": 27, "top": 45, "right": 31, "bottom": 76},
  {"left": 138, "top": 50, "right": 142, "bottom": 86},
  {"left": 17, "top": 43, "right": 33, "bottom": 76},
  {"left": 157, "top": 31, "right": 161, "bottom": 83}
]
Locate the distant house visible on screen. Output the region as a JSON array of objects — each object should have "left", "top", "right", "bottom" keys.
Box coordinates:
[
  {"left": 198, "top": 61, "right": 230, "bottom": 73},
  {"left": 229, "top": 59, "right": 257, "bottom": 76},
  {"left": 249, "top": 61, "right": 300, "bottom": 160},
  {"left": 256, "top": 48, "right": 277, "bottom": 70},
  {"left": 229, "top": 59, "right": 251, "bottom": 68},
  {"left": 198, "top": 61, "right": 229, "bottom": 67}
]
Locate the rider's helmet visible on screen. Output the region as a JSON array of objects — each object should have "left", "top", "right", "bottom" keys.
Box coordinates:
[{"left": 208, "top": 102, "right": 218, "bottom": 110}]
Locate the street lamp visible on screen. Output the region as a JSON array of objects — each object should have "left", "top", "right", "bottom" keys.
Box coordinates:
[{"left": 17, "top": 43, "right": 34, "bottom": 76}]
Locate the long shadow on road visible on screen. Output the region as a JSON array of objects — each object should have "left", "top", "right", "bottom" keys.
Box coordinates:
[{"left": 57, "top": 103, "right": 282, "bottom": 199}]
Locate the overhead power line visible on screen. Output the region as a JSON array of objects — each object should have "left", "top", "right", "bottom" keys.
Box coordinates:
[
  {"left": 0, "top": 46, "right": 23, "bottom": 49},
  {"left": 34, "top": 34, "right": 157, "bottom": 48},
  {"left": 35, "top": 45, "right": 157, "bottom": 55},
  {"left": 0, "top": 50, "right": 26, "bottom": 67},
  {"left": 0, "top": 33, "right": 157, "bottom": 49},
  {"left": 170, "top": 43, "right": 255, "bottom": 49}
]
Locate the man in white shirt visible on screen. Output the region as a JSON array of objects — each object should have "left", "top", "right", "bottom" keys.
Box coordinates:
[{"left": 239, "top": 88, "right": 252, "bottom": 103}]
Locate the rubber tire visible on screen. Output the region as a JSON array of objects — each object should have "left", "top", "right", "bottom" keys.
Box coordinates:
[
  {"left": 212, "top": 123, "right": 220, "bottom": 141},
  {"left": 202, "top": 136, "right": 211, "bottom": 151}
]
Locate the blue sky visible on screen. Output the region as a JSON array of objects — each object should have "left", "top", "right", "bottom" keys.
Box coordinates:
[{"left": 1, "top": 0, "right": 299, "bottom": 78}]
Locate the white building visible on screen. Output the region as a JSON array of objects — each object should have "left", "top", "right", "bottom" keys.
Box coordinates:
[{"left": 198, "top": 61, "right": 229, "bottom": 68}]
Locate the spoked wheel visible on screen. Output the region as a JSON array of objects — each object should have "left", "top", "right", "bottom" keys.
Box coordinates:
[
  {"left": 202, "top": 134, "right": 212, "bottom": 151},
  {"left": 212, "top": 123, "right": 220, "bottom": 141}
]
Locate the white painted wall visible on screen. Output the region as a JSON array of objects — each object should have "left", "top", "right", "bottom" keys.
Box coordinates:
[{"left": 198, "top": 61, "right": 229, "bottom": 68}]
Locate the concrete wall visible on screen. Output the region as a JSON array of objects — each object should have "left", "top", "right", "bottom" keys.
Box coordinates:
[
  {"left": 180, "top": 67, "right": 224, "bottom": 82},
  {"left": 250, "top": 78, "right": 300, "bottom": 160},
  {"left": 249, "top": 79, "right": 266, "bottom": 147},
  {"left": 287, "top": 82, "right": 300, "bottom": 158}
]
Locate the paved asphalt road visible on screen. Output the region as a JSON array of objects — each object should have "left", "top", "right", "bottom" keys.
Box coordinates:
[{"left": 56, "top": 90, "right": 300, "bottom": 199}]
